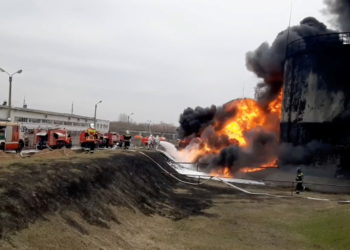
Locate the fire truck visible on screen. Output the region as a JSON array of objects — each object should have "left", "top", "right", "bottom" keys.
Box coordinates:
[
  {"left": 80, "top": 128, "right": 99, "bottom": 150},
  {"left": 99, "top": 132, "right": 120, "bottom": 148},
  {"left": 35, "top": 129, "right": 72, "bottom": 150},
  {"left": 0, "top": 122, "right": 25, "bottom": 152}
]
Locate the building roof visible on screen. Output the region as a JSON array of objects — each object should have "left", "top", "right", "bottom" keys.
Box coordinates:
[{"left": 0, "top": 105, "right": 109, "bottom": 122}]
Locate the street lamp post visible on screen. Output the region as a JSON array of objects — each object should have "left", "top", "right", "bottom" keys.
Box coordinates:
[
  {"left": 127, "top": 112, "right": 134, "bottom": 130},
  {"left": 147, "top": 120, "right": 152, "bottom": 134},
  {"left": 0, "top": 68, "right": 23, "bottom": 121},
  {"left": 94, "top": 100, "right": 102, "bottom": 128}
]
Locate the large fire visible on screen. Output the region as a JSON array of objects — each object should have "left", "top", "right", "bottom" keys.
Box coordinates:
[
  {"left": 220, "top": 99, "right": 267, "bottom": 147},
  {"left": 210, "top": 167, "right": 233, "bottom": 178},
  {"left": 180, "top": 90, "right": 283, "bottom": 177}
]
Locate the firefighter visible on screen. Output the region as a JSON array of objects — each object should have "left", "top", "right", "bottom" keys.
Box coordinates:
[
  {"left": 155, "top": 135, "right": 160, "bottom": 150},
  {"left": 118, "top": 135, "right": 124, "bottom": 148},
  {"left": 295, "top": 168, "right": 305, "bottom": 194},
  {"left": 148, "top": 134, "right": 154, "bottom": 149},
  {"left": 86, "top": 123, "right": 97, "bottom": 152},
  {"left": 123, "top": 130, "right": 132, "bottom": 149}
]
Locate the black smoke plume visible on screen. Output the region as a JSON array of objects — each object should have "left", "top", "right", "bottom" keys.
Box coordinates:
[
  {"left": 177, "top": 102, "right": 237, "bottom": 140},
  {"left": 246, "top": 17, "right": 334, "bottom": 106},
  {"left": 324, "top": 0, "right": 350, "bottom": 31},
  {"left": 177, "top": 106, "right": 216, "bottom": 139},
  {"left": 207, "top": 129, "right": 278, "bottom": 172},
  {"left": 177, "top": 4, "right": 350, "bottom": 171}
]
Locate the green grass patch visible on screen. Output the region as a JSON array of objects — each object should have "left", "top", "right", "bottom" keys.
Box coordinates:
[{"left": 292, "top": 206, "right": 350, "bottom": 250}]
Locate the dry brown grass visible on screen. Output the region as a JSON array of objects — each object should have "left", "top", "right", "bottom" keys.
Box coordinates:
[{"left": 0, "top": 151, "right": 349, "bottom": 250}]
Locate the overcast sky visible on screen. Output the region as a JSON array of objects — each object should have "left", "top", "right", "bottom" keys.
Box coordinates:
[{"left": 0, "top": 0, "right": 330, "bottom": 124}]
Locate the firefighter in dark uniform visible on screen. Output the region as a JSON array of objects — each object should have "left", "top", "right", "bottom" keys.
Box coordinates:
[
  {"left": 295, "top": 168, "right": 304, "bottom": 194},
  {"left": 123, "top": 130, "right": 132, "bottom": 149}
]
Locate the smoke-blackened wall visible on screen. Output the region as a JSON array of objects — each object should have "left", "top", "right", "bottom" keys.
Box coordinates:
[
  {"left": 282, "top": 33, "right": 350, "bottom": 145},
  {"left": 281, "top": 33, "right": 350, "bottom": 174}
]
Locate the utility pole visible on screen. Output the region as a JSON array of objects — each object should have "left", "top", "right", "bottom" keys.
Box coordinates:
[
  {"left": 127, "top": 112, "right": 134, "bottom": 130},
  {"left": 147, "top": 120, "right": 152, "bottom": 134},
  {"left": 0, "top": 68, "right": 22, "bottom": 121},
  {"left": 94, "top": 100, "right": 102, "bottom": 128}
]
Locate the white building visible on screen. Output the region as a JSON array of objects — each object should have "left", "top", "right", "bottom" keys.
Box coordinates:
[{"left": 0, "top": 105, "right": 110, "bottom": 133}]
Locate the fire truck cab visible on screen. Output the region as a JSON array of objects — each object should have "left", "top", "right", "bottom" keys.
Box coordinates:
[
  {"left": 0, "top": 122, "right": 25, "bottom": 152},
  {"left": 35, "top": 129, "right": 72, "bottom": 150}
]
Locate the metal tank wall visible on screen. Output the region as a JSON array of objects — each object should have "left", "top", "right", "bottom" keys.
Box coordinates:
[{"left": 281, "top": 33, "right": 350, "bottom": 146}]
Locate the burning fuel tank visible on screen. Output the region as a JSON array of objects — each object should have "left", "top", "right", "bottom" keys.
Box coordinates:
[{"left": 281, "top": 32, "right": 350, "bottom": 147}]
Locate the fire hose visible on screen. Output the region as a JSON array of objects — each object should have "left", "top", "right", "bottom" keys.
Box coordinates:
[
  {"left": 138, "top": 151, "right": 215, "bottom": 186},
  {"left": 139, "top": 151, "right": 290, "bottom": 196},
  {"left": 140, "top": 151, "right": 350, "bottom": 203}
]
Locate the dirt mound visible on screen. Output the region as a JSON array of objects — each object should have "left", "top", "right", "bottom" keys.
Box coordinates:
[
  {"left": 30, "top": 148, "right": 79, "bottom": 159},
  {"left": 0, "top": 151, "right": 227, "bottom": 239}
]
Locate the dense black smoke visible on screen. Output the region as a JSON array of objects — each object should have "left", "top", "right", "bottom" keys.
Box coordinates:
[
  {"left": 178, "top": 3, "right": 350, "bottom": 172},
  {"left": 246, "top": 17, "right": 334, "bottom": 106},
  {"left": 177, "top": 102, "right": 238, "bottom": 139},
  {"left": 324, "top": 0, "right": 350, "bottom": 31},
  {"left": 201, "top": 126, "right": 232, "bottom": 149},
  {"left": 205, "top": 129, "right": 278, "bottom": 171},
  {"left": 279, "top": 141, "right": 334, "bottom": 165},
  {"left": 177, "top": 106, "right": 216, "bottom": 138}
]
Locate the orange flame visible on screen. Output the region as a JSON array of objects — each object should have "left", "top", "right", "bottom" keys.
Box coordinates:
[
  {"left": 180, "top": 90, "right": 283, "bottom": 174},
  {"left": 267, "top": 90, "right": 283, "bottom": 118},
  {"left": 210, "top": 167, "right": 233, "bottom": 178},
  {"left": 219, "top": 99, "right": 267, "bottom": 147},
  {"left": 239, "top": 159, "right": 278, "bottom": 173}
]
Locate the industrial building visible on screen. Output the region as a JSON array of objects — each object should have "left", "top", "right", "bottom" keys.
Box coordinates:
[
  {"left": 282, "top": 32, "right": 350, "bottom": 145},
  {"left": 282, "top": 32, "right": 350, "bottom": 173},
  {"left": 0, "top": 105, "right": 110, "bottom": 133}
]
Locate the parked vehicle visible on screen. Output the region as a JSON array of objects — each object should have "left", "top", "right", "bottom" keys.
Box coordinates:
[
  {"left": 100, "top": 132, "right": 120, "bottom": 148},
  {"left": 80, "top": 128, "right": 99, "bottom": 150},
  {"left": 35, "top": 129, "right": 72, "bottom": 150},
  {"left": 0, "top": 122, "right": 25, "bottom": 152}
]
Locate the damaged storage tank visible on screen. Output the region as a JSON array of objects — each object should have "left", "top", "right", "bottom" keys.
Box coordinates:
[{"left": 281, "top": 32, "right": 350, "bottom": 147}]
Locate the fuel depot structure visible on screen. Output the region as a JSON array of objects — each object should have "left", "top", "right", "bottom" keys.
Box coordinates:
[{"left": 281, "top": 32, "right": 350, "bottom": 172}]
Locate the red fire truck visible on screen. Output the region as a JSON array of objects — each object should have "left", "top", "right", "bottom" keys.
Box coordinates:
[
  {"left": 35, "top": 129, "right": 72, "bottom": 150},
  {"left": 100, "top": 132, "right": 120, "bottom": 148},
  {"left": 0, "top": 122, "right": 25, "bottom": 152},
  {"left": 80, "top": 128, "right": 99, "bottom": 150}
]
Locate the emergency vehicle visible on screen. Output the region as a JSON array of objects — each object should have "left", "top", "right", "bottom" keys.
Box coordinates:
[
  {"left": 80, "top": 128, "right": 99, "bottom": 150},
  {"left": 35, "top": 129, "right": 72, "bottom": 150},
  {"left": 100, "top": 132, "right": 120, "bottom": 148},
  {"left": 0, "top": 122, "right": 25, "bottom": 152}
]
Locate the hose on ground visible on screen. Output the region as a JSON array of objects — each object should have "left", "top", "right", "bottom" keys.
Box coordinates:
[{"left": 138, "top": 151, "right": 214, "bottom": 186}]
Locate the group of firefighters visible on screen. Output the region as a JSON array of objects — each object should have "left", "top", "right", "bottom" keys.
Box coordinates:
[
  {"left": 83, "top": 124, "right": 161, "bottom": 152},
  {"left": 146, "top": 134, "right": 161, "bottom": 150}
]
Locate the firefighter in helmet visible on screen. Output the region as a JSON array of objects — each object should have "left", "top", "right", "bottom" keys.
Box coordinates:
[
  {"left": 123, "top": 130, "right": 132, "bottom": 149},
  {"left": 87, "top": 123, "right": 97, "bottom": 135},
  {"left": 86, "top": 123, "right": 98, "bottom": 152},
  {"left": 295, "top": 168, "right": 305, "bottom": 194}
]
